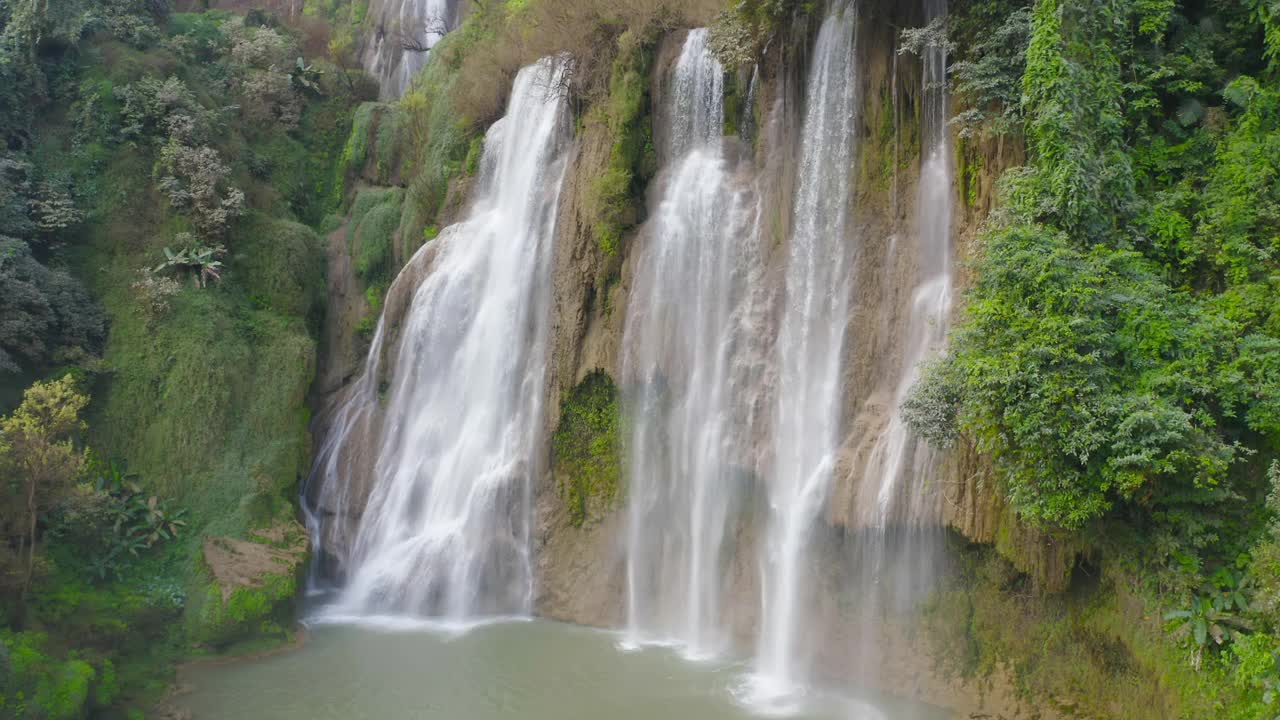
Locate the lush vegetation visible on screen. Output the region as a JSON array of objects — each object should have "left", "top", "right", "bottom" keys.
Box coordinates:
[
  {"left": 0, "top": 0, "right": 363, "bottom": 715},
  {"left": 553, "top": 371, "right": 623, "bottom": 527},
  {"left": 3, "top": 0, "right": 1277, "bottom": 716},
  {"left": 902, "top": 0, "right": 1280, "bottom": 713}
]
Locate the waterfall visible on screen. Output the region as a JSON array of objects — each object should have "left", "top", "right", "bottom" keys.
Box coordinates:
[
  {"left": 861, "top": 0, "right": 952, "bottom": 532},
  {"left": 363, "top": 0, "right": 458, "bottom": 99},
  {"left": 305, "top": 57, "right": 572, "bottom": 622},
  {"left": 748, "top": 2, "right": 861, "bottom": 704},
  {"left": 621, "top": 29, "right": 753, "bottom": 658},
  {"left": 664, "top": 30, "right": 725, "bottom": 159}
]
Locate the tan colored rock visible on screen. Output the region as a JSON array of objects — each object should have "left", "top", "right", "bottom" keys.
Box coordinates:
[{"left": 202, "top": 522, "right": 308, "bottom": 602}]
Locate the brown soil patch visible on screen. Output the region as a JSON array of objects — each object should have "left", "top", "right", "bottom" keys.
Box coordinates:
[{"left": 202, "top": 522, "right": 307, "bottom": 602}]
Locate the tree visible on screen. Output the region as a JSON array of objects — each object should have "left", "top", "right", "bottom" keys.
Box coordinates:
[
  {"left": 0, "top": 377, "right": 89, "bottom": 602},
  {"left": 155, "top": 141, "right": 245, "bottom": 239},
  {"left": 0, "top": 237, "right": 105, "bottom": 374}
]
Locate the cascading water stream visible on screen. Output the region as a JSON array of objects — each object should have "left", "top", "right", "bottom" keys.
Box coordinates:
[
  {"left": 622, "top": 29, "right": 750, "bottom": 658},
  {"left": 749, "top": 2, "right": 861, "bottom": 705},
  {"left": 862, "top": 0, "right": 952, "bottom": 531},
  {"left": 304, "top": 57, "right": 571, "bottom": 623},
  {"left": 364, "top": 0, "right": 458, "bottom": 98}
]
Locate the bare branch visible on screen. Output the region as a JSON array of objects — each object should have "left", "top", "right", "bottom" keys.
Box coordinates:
[{"left": 391, "top": 15, "right": 451, "bottom": 54}]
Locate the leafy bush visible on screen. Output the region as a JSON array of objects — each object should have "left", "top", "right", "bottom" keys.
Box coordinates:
[
  {"left": 346, "top": 188, "right": 403, "bottom": 284},
  {"left": 130, "top": 268, "right": 182, "bottom": 323},
  {"left": 153, "top": 235, "right": 225, "bottom": 288},
  {"left": 586, "top": 31, "right": 656, "bottom": 256},
  {"left": 117, "top": 76, "right": 208, "bottom": 144},
  {"left": 238, "top": 69, "right": 303, "bottom": 129},
  {"left": 0, "top": 377, "right": 90, "bottom": 598},
  {"left": 906, "top": 0, "right": 1280, "bottom": 539},
  {"left": 0, "top": 238, "right": 105, "bottom": 375},
  {"left": 154, "top": 141, "right": 245, "bottom": 239},
  {"left": 49, "top": 461, "right": 187, "bottom": 582},
  {"left": 948, "top": 6, "right": 1033, "bottom": 138}
]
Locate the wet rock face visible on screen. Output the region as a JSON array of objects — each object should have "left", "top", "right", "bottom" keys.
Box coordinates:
[{"left": 361, "top": 0, "right": 462, "bottom": 99}]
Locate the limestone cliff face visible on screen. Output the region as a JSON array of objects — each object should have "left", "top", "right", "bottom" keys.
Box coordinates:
[
  {"left": 529, "top": 3, "right": 1078, "bottom": 708},
  {"left": 307, "top": 1, "right": 1073, "bottom": 711},
  {"left": 533, "top": 108, "right": 631, "bottom": 627}
]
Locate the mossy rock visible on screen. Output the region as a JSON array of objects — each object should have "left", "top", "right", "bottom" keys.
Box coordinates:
[
  {"left": 189, "top": 523, "right": 307, "bottom": 649},
  {"left": 235, "top": 213, "right": 327, "bottom": 323},
  {"left": 552, "top": 370, "right": 623, "bottom": 527},
  {"left": 347, "top": 188, "right": 405, "bottom": 285}
]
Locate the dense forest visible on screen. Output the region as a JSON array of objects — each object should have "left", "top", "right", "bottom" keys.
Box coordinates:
[{"left": 0, "top": 0, "right": 1278, "bottom": 718}]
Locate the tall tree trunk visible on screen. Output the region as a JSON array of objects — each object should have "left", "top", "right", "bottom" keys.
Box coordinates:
[{"left": 22, "top": 475, "right": 36, "bottom": 602}]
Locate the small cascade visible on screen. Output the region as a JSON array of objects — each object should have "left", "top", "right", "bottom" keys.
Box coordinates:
[
  {"left": 841, "top": 0, "right": 953, "bottom": 689},
  {"left": 363, "top": 0, "right": 458, "bottom": 99},
  {"left": 860, "top": 0, "right": 952, "bottom": 531},
  {"left": 665, "top": 29, "right": 725, "bottom": 159},
  {"left": 304, "top": 57, "right": 572, "bottom": 622},
  {"left": 622, "top": 29, "right": 756, "bottom": 658},
  {"left": 749, "top": 1, "right": 861, "bottom": 705}
]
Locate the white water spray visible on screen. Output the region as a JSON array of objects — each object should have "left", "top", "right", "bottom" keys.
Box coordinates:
[
  {"left": 862, "top": 0, "right": 952, "bottom": 530},
  {"left": 364, "top": 0, "right": 457, "bottom": 98},
  {"left": 306, "top": 57, "right": 572, "bottom": 622},
  {"left": 622, "top": 29, "right": 753, "bottom": 658},
  {"left": 749, "top": 2, "right": 861, "bottom": 705}
]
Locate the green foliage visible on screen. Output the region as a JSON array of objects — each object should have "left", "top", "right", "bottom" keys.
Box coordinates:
[
  {"left": 0, "top": 631, "right": 104, "bottom": 720},
  {"left": 0, "top": 237, "right": 105, "bottom": 375},
  {"left": 339, "top": 102, "right": 379, "bottom": 180},
  {"left": 373, "top": 106, "right": 403, "bottom": 183},
  {"left": 117, "top": 76, "right": 208, "bottom": 144},
  {"left": 154, "top": 237, "right": 225, "bottom": 289},
  {"left": 189, "top": 565, "right": 298, "bottom": 649},
  {"left": 235, "top": 214, "right": 325, "bottom": 323},
  {"left": 347, "top": 188, "right": 404, "bottom": 285},
  {"left": 1164, "top": 568, "right": 1254, "bottom": 664},
  {"left": 49, "top": 460, "right": 188, "bottom": 583},
  {"left": 552, "top": 371, "right": 622, "bottom": 527},
  {"left": 398, "top": 54, "right": 477, "bottom": 230},
  {"left": 0, "top": 0, "right": 357, "bottom": 713},
  {"left": 154, "top": 140, "right": 245, "bottom": 240},
  {"left": 1022, "top": 0, "right": 1135, "bottom": 243},
  {"left": 911, "top": 0, "right": 1280, "bottom": 543},
  {"left": 1228, "top": 633, "right": 1280, "bottom": 719},
  {"left": 355, "top": 284, "right": 385, "bottom": 341},
  {"left": 923, "top": 549, "right": 1254, "bottom": 719},
  {"left": 948, "top": 5, "right": 1033, "bottom": 138},
  {"left": 586, "top": 31, "right": 656, "bottom": 256}
]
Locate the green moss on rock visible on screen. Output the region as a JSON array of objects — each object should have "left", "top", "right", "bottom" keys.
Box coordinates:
[
  {"left": 189, "top": 527, "right": 307, "bottom": 650},
  {"left": 347, "top": 188, "right": 405, "bottom": 285},
  {"left": 585, "top": 31, "right": 657, "bottom": 256},
  {"left": 552, "top": 371, "right": 623, "bottom": 527},
  {"left": 236, "top": 213, "right": 326, "bottom": 323}
]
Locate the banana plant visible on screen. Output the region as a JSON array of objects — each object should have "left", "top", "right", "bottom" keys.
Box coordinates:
[
  {"left": 291, "top": 56, "right": 324, "bottom": 95},
  {"left": 155, "top": 243, "right": 224, "bottom": 288},
  {"left": 1164, "top": 570, "right": 1255, "bottom": 666}
]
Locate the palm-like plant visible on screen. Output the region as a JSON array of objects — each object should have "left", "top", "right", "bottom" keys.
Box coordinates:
[
  {"left": 290, "top": 56, "right": 323, "bottom": 95},
  {"left": 1164, "top": 569, "right": 1255, "bottom": 667},
  {"left": 155, "top": 240, "right": 224, "bottom": 288}
]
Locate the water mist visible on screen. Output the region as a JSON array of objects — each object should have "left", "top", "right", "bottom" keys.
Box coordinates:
[
  {"left": 622, "top": 29, "right": 757, "bottom": 659},
  {"left": 304, "top": 57, "right": 572, "bottom": 623},
  {"left": 748, "top": 2, "right": 861, "bottom": 706}
]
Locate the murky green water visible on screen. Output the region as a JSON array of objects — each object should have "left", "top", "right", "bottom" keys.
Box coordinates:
[{"left": 175, "top": 620, "right": 951, "bottom": 720}]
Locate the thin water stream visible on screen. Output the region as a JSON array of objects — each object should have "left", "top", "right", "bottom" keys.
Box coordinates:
[{"left": 174, "top": 621, "right": 952, "bottom": 720}]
